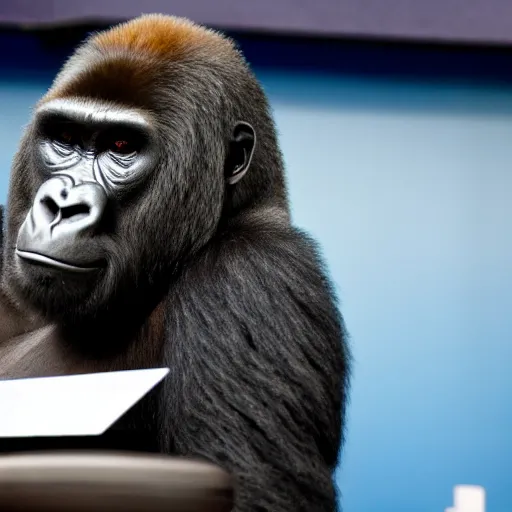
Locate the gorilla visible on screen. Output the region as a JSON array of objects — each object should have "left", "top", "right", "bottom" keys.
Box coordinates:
[{"left": 0, "top": 14, "right": 350, "bottom": 512}]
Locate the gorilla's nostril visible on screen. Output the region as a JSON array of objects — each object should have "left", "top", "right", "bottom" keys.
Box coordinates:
[
  {"left": 40, "top": 196, "right": 60, "bottom": 222},
  {"left": 61, "top": 203, "right": 91, "bottom": 222}
]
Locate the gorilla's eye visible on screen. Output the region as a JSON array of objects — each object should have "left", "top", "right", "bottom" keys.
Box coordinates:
[
  {"left": 111, "top": 139, "right": 133, "bottom": 154},
  {"left": 51, "top": 127, "right": 80, "bottom": 147},
  {"left": 59, "top": 131, "right": 73, "bottom": 144},
  {"left": 98, "top": 128, "right": 145, "bottom": 156}
]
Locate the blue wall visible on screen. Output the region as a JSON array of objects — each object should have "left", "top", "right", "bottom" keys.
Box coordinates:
[{"left": 1, "top": 31, "right": 512, "bottom": 512}]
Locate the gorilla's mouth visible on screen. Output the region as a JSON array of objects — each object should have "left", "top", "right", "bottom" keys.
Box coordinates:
[{"left": 15, "top": 249, "right": 102, "bottom": 273}]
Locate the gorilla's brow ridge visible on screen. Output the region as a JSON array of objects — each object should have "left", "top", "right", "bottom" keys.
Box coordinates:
[{"left": 36, "top": 98, "right": 152, "bottom": 129}]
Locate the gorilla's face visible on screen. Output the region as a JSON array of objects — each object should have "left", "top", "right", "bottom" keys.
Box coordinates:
[
  {"left": 16, "top": 99, "right": 159, "bottom": 272},
  {"left": 3, "top": 95, "right": 230, "bottom": 323}
]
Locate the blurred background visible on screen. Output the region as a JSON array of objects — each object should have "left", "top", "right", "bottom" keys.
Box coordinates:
[{"left": 1, "top": 1, "right": 512, "bottom": 511}]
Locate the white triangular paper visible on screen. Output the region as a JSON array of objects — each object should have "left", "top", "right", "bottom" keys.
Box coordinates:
[{"left": 0, "top": 368, "right": 169, "bottom": 438}]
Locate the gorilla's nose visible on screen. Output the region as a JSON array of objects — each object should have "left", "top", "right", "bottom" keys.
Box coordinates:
[
  {"left": 16, "top": 177, "right": 107, "bottom": 271},
  {"left": 37, "top": 179, "right": 104, "bottom": 229}
]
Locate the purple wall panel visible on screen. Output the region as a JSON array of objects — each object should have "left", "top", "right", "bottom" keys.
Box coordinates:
[
  {"left": 1, "top": 0, "right": 512, "bottom": 45},
  {"left": 0, "top": 0, "right": 54, "bottom": 24}
]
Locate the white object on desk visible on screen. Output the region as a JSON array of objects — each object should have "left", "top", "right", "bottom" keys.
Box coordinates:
[
  {"left": 445, "top": 485, "right": 486, "bottom": 512},
  {"left": 0, "top": 368, "right": 170, "bottom": 438}
]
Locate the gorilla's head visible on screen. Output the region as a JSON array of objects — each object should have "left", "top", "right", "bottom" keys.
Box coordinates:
[{"left": 2, "top": 14, "right": 287, "bottom": 328}]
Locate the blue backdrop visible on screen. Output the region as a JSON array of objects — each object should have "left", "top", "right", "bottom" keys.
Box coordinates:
[{"left": 1, "top": 30, "right": 511, "bottom": 512}]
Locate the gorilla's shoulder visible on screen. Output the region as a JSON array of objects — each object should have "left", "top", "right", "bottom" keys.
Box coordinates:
[
  {"left": 178, "top": 208, "right": 345, "bottom": 363},
  {"left": 202, "top": 209, "right": 334, "bottom": 299},
  {"left": 233, "top": 208, "right": 327, "bottom": 268}
]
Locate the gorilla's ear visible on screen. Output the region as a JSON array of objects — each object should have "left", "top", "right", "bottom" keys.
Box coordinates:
[{"left": 225, "top": 122, "right": 256, "bottom": 185}]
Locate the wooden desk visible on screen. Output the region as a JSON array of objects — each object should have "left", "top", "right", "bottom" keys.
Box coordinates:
[{"left": 0, "top": 452, "right": 233, "bottom": 512}]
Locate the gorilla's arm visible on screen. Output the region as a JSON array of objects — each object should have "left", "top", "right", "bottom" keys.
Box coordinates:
[{"left": 161, "top": 213, "right": 349, "bottom": 512}]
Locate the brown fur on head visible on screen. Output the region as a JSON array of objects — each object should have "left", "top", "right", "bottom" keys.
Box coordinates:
[
  {"left": 93, "top": 14, "right": 234, "bottom": 60},
  {"left": 43, "top": 15, "right": 239, "bottom": 108}
]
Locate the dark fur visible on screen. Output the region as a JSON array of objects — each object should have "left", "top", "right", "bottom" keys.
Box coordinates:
[{"left": 0, "top": 15, "right": 350, "bottom": 512}]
